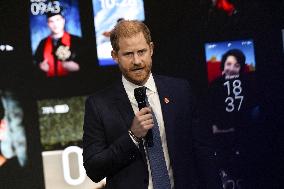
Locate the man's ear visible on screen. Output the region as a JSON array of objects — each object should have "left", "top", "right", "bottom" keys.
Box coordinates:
[
  {"left": 150, "top": 42, "right": 154, "bottom": 56},
  {"left": 111, "top": 50, "right": 119, "bottom": 64}
]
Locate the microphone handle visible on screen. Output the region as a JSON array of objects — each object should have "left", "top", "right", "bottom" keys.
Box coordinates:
[{"left": 138, "top": 104, "right": 153, "bottom": 147}]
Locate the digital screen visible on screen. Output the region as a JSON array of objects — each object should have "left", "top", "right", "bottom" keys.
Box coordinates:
[
  {"left": 205, "top": 39, "right": 256, "bottom": 83},
  {"left": 92, "top": 0, "right": 145, "bottom": 66},
  {"left": 0, "top": 91, "right": 27, "bottom": 168},
  {"left": 37, "top": 96, "right": 105, "bottom": 188},
  {"left": 205, "top": 39, "right": 259, "bottom": 187},
  {"left": 0, "top": 90, "right": 44, "bottom": 188},
  {"left": 29, "top": 0, "right": 83, "bottom": 78}
]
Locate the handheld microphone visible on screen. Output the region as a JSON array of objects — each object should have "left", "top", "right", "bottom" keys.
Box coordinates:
[{"left": 134, "top": 87, "right": 153, "bottom": 146}]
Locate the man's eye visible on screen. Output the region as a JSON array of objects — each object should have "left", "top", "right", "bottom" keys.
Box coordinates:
[
  {"left": 124, "top": 52, "right": 133, "bottom": 57},
  {"left": 137, "top": 50, "right": 146, "bottom": 56}
]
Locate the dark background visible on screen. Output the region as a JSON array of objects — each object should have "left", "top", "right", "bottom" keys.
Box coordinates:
[{"left": 0, "top": 0, "right": 283, "bottom": 188}]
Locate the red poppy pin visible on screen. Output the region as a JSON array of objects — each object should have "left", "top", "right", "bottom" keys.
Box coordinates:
[{"left": 164, "top": 97, "right": 170, "bottom": 104}]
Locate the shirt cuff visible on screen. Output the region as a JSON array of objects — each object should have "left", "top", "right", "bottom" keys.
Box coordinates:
[{"left": 128, "top": 133, "right": 139, "bottom": 147}]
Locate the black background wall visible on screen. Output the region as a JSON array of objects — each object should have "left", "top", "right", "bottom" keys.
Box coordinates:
[{"left": 0, "top": 0, "right": 283, "bottom": 188}]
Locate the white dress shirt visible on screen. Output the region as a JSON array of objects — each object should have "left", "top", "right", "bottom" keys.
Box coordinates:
[{"left": 122, "top": 73, "right": 174, "bottom": 189}]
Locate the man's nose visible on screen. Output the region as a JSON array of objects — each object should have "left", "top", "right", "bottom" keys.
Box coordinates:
[{"left": 133, "top": 53, "right": 141, "bottom": 65}]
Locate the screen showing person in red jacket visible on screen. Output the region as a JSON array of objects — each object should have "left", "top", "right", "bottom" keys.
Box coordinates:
[{"left": 34, "top": 10, "right": 82, "bottom": 77}]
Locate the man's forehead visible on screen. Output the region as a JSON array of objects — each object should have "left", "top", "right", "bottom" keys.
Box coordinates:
[
  {"left": 48, "top": 14, "right": 64, "bottom": 21},
  {"left": 120, "top": 32, "right": 145, "bottom": 40},
  {"left": 119, "top": 33, "right": 147, "bottom": 45}
]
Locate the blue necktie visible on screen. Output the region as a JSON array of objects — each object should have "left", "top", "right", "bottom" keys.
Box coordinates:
[{"left": 145, "top": 91, "right": 171, "bottom": 189}]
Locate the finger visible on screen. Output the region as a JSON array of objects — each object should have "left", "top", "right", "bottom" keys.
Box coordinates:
[
  {"left": 136, "top": 107, "right": 152, "bottom": 116},
  {"left": 143, "top": 123, "right": 154, "bottom": 130},
  {"left": 143, "top": 107, "right": 152, "bottom": 113},
  {"left": 141, "top": 119, "right": 154, "bottom": 126},
  {"left": 139, "top": 114, "right": 153, "bottom": 122}
]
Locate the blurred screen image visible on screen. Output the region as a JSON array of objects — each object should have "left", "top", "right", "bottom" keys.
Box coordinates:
[
  {"left": 38, "top": 96, "right": 84, "bottom": 150},
  {"left": 0, "top": 90, "right": 44, "bottom": 188},
  {"left": 0, "top": 91, "right": 27, "bottom": 169},
  {"left": 30, "top": 0, "right": 83, "bottom": 78},
  {"left": 92, "top": 0, "right": 145, "bottom": 66},
  {"left": 38, "top": 96, "right": 105, "bottom": 189},
  {"left": 205, "top": 39, "right": 256, "bottom": 83}
]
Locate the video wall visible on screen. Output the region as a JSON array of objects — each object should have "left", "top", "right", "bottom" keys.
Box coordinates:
[{"left": 0, "top": 0, "right": 282, "bottom": 188}]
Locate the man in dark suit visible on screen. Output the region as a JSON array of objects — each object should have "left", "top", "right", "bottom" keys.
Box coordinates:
[{"left": 83, "top": 20, "right": 197, "bottom": 189}]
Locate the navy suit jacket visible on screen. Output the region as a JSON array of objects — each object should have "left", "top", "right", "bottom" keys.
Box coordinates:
[{"left": 83, "top": 75, "right": 197, "bottom": 189}]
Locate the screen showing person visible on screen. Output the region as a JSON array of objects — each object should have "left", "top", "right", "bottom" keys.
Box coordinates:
[
  {"left": 37, "top": 96, "right": 105, "bottom": 189},
  {"left": 0, "top": 89, "right": 38, "bottom": 188},
  {"left": 0, "top": 91, "right": 27, "bottom": 169},
  {"left": 205, "top": 42, "right": 259, "bottom": 187},
  {"left": 30, "top": 0, "right": 83, "bottom": 77},
  {"left": 205, "top": 39, "right": 256, "bottom": 83},
  {"left": 92, "top": 0, "right": 145, "bottom": 66},
  {"left": 0, "top": 90, "right": 44, "bottom": 188}
]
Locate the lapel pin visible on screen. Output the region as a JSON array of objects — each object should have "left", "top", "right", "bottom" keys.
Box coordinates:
[{"left": 164, "top": 97, "right": 170, "bottom": 104}]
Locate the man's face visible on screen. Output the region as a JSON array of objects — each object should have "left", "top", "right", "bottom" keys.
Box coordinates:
[
  {"left": 111, "top": 32, "right": 153, "bottom": 85},
  {"left": 223, "top": 55, "right": 241, "bottom": 76},
  {"left": 47, "top": 15, "right": 65, "bottom": 35}
]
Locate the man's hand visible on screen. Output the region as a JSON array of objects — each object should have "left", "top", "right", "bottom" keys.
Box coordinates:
[
  {"left": 39, "top": 59, "right": 49, "bottom": 72},
  {"left": 62, "top": 61, "right": 80, "bottom": 72},
  {"left": 130, "top": 107, "right": 154, "bottom": 138}
]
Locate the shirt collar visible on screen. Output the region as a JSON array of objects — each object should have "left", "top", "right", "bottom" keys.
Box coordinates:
[{"left": 122, "top": 73, "right": 157, "bottom": 100}]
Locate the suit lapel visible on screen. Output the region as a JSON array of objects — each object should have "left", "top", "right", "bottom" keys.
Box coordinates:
[
  {"left": 153, "top": 75, "right": 175, "bottom": 162},
  {"left": 112, "top": 81, "right": 134, "bottom": 130},
  {"left": 112, "top": 76, "right": 174, "bottom": 132}
]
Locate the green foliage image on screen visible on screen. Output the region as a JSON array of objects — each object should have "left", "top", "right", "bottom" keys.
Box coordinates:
[{"left": 38, "top": 96, "right": 86, "bottom": 151}]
